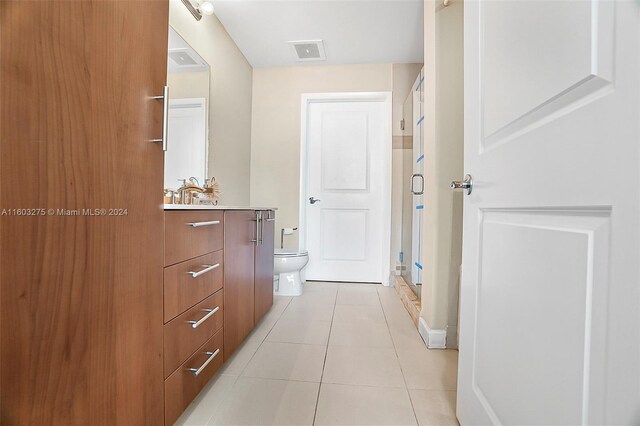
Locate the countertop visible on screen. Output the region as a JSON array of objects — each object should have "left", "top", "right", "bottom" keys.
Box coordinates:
[{"left": 163, "top": 204, "right": 277, "bottom": 211}]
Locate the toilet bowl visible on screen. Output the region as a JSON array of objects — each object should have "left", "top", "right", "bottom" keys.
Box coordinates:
[{"left": 273, "top": 249, "right": 309, "bottom": 296}]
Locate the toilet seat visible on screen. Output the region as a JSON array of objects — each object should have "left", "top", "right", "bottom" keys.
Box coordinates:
[{"left": 275, "top": 248, "right": 309, "bottom": 258}]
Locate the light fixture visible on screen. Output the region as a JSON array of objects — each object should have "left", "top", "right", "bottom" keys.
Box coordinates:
[
  {"left": 180, "top": 0, "right": 214, "bottom": 21},
  {"left": 199, "top": 0, "right": 214, "bottom": 15}
]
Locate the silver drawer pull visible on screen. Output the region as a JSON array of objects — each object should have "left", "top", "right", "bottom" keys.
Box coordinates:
[
  {"left": 187, "top": 220, "right": 220, "bottom": 228},
  {"left": 186, "top": 348, "right": 220, "bottom": 376},
  {"left": 187, "top": 263, "right": 220, "bottom": 278},
  {"left": 187, "top": 306, "right": 220, "bottom": 329}
]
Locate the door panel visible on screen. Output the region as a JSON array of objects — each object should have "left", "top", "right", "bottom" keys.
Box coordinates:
[
  {"left": 223, "top": 211, "right": 256, "bottom": 358},
  {"left": 255, "top": 211, "right": 275, "bottom": 323},
  {"left": 304, "top": 98, "right": 388, "bottom": 283},
  {"left": 0, "top": 1, "right": 168, "bottom": 424},
  {"left": 459, "top": 1, "right": 640, "bottom": 424}
]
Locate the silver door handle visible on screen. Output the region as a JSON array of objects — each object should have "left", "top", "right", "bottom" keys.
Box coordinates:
[
  {"left": 187, "top": 306, "right": 220, "bottom": 328},
  {"left": 450, "top": 174, "right": 473, "bottom": 195},
  {"left": 410, "top": 174, "right": 424, "bottom": 195},
  {"left": 187, "top": 263, "right": 219, "bottom": 278},
  {"left": 149, "top": 86, "right": 169, "bottom": 151},
  {"left": 186, "top": 348, "right": 220, "bottom": 376},
  {"left": 309, "top": 197, "right": 321, "bottom": 204},
  {"left": 187, "top": 220, "right": 220, "bottom": 227}
]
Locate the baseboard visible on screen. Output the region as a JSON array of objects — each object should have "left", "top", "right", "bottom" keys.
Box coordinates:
[{"left": 419, "top": 317, "right": 447, "bottom": 349}]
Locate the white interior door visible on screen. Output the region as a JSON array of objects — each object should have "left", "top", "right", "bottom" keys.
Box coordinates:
[
  {"left": 164, "top": 98, "right": 207, "bottom": 189},
  {"left": 302, "top": 93, "right": 391, "bottom": 283},
  {"left": 458, "top": 1, "right": 640, "bottom": 425}
]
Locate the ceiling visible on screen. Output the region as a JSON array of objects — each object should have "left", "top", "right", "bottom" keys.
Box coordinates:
[{"left": 211, "top": 0, "right": 424, "bottom": 68}]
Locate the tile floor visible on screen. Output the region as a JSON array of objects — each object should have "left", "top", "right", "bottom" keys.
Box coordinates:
[{"left": 176, "top": 282, "right": 459, "bottom": 426}]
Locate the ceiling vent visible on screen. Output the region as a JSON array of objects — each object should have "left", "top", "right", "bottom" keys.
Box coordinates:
[
  {"left": 167, "top": 27, "right": 209, "bottom": 74},
  {"left": 289, "top": 40, "right": 326, "bottom": 62}
]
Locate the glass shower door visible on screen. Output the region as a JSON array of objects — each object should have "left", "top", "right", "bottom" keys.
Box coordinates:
[{"left": 401, "top": 69, "right": 424, "bottom": 298}]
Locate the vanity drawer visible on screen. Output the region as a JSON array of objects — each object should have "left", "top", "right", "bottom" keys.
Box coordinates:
[
  {"left": 164, "top": 329, "right": 224, "bottom": 426},
  {"left": 164, "top": 250, "right": 223, "bottom": 322},
  {"left": 164, "top": 290, "right": 224, "bottom": 378},
  {"left": 165, "top": 211, "right": 224, "bottom": 266}
]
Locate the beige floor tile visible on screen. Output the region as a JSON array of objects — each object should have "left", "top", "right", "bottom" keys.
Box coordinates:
[
  {"left": 381, "top": 298, "right": 416, "bottom": 325},
  {"left": 295, "top": 289, "right": 337, "bottom": 305},
  {"left": 175, "top": 373, "right": 238, "bottom": 426},
  {"left": 397, "top": 348, "right": 458, "bottom": 391},
  {"left": 304, "top": 281, "right": 339, "bottom": 292},
  {"left": 409, "top": 389, "right": 459, "bottom": 426},
  {"left": 336, "top": 289, "right": 381, "bottom": 307},
  {"left": 376, "top": 284, "right": 397, "bottom": 294},
  {"left": 209, "top": 377, "right": 319, "bottom": 426},
  {"left": 329, "top": 320, "right": 393, "bottom": 348},
  {"left": 322, "top": 345, "right": 405, "bottom": 388},
  {"left": 246, "top": 316, "right": 279, "bottom": 345},
  {"left": 388, "top": 317, "right": 427, "bottom": 351},
  {"left": 280, "top": 301, "right": 335, "bottom": 322},
  {"left": 314, "top": 383, "right": 417, "bottom": 426},
  {"left": 273, "top": 295, "right": 293, "bottom": 308},
  {"left": 218, "top": 337, "right": 262, "bottom": 376},
  {"left": 332, "top": 304, "right": 386, "bottom": 324},
  {"left": 242, "top": 341, "right": 326, "bottom": 383},
  {"left": 266, "top": 318, "right": 332, "bottom": 345},
  {"left": 336, "top": 283, "right": 381, "bottom": 291}
]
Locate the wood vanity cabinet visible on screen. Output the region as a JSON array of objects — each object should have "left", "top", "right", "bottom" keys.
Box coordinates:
[
  {"left": 163, "top": 209, "right": 275, "bottom": 424},
  {"left": 163, "top": 211, "right": 225, "bottom": 426},
  {"left": 223, "top": 210, "right": 276, "bottom": 358}
]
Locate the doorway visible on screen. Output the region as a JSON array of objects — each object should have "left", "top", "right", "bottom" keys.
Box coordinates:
[{"left": 299, "top": 92, "right": 392, "bottom": 284}]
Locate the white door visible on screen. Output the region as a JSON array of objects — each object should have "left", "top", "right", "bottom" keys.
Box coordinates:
[
  {"left": 411, "top": 71, "right": 424, "bottom": 285},
  {"left": 458, "top": 1, "right": 640, "bottom": 425},
  {"left": 302, "top": 93, "right": 392, "bottom": 283},
  {"left": 164, "top": 98, "right": 207, "bottom": 189}
]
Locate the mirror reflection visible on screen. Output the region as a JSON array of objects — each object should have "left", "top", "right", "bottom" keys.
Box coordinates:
[{"left": 165, "top": 26, "right": 210, "bottom": 193}]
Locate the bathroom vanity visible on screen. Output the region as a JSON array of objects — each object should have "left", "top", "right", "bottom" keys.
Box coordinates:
[{"left": 163, "top": 206, "right": 275, "bottom": 425}]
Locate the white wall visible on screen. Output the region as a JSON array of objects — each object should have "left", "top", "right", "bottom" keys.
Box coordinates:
[
  {"left": 250, "top": 64, "right": 394, "bottom": 249},
  {"left": 169, "top": 0, "right": 253, "bottom": 205},
  {"left": 420, "top": 0, "right": 464, "bottom": 347}
]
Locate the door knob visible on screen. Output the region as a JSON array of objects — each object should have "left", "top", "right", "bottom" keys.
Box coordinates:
[
  {"left": 309, "top": 197, "right": 321, "bottom": 204},
  {"left": 450, "top": 174, "right": 473, "bottom": 195}
]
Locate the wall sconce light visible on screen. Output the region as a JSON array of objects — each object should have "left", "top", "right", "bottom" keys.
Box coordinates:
[
  {"left": 180, "top": 0, "right": 214, "bottom": 21},
  {"left": 200, "top": 1, "right": 215, "bottom": 15}
]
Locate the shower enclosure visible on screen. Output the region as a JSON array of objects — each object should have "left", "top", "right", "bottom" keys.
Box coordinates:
[{"left": 399, "top": 69, "right": 424, "bottom": 298}]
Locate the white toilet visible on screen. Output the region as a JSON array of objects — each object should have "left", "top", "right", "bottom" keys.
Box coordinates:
[{"left": 273, "top": 249, "right": 309, "bottom": 296}]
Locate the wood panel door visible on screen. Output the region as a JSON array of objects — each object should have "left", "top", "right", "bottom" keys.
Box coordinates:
[
  {"left": 223, "top": 211, "right": 256, "bottom": 358},
  {"left": 0, "top": 1, "right": 168, "bottom": 424},
  {"left": 255, "top": 211, "right": 275, "bottom": 323}
]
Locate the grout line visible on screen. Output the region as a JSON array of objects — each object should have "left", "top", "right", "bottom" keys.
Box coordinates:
[
  {"left": 312, "top": 287, "right": 338, "bottom": 425},
  {"left": 377, "top": 289, "right": 421, "bottom": 426},
  {"left": 233, "top": 296, "right": 294, "bottom": 378}
]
